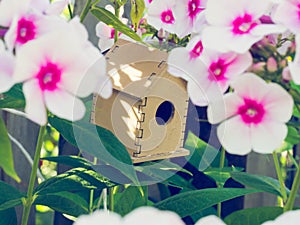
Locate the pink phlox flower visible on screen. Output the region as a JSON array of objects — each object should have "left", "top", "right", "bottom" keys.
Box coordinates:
[
  {"left": 95, "top": 21, "right": 118, "bottom": 53},
  {"left": 4, "top": 11, "right": 65, "bottom": 50},
  {"left": 13, "top": 17, "right": 111, "bottom": 125},
  {"left": 202, "top": 0, "right": 286, "bottom": 53},
  {"left": 147, "top": 0, "right": 177, "bottom": 34},
  {"left": 168, "top": 35, "right": 205, "bottom": 81},
  {"left": 261, "top": 210, "right": 300, "bottom": 225},
  {"left": 173, "top": 0, "right": 207, "bottom": 38},
  {"left": 207, "top": 73, "right": 293, "bottom": 155},
  {"left": 288, "top": 34, "right": 300, "bottom": 84},
  {"left": 272, "top": 0, "right": 300, "bottom": 34},
  {"left": 0, "top": 40, "right": 15, "bottom": 93}
]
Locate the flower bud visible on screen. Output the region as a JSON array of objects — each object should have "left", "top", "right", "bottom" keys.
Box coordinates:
[{"left": 267, "top": 57, "right": 277, "bottom": 72}]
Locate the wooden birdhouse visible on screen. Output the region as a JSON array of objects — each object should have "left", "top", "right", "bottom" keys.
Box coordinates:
[{"left": 91, "top": 40, "right": 189, "bottom": 163}]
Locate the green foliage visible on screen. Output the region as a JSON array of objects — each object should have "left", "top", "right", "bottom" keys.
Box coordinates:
[
  {"left": 115, "top": 186, "right": 146, "bottom": 216},
  {"left": 0, "top": 181, "right": 24, "bottom": 210},
  {"left": 285, "top": 126, "right": 300, "bottom": 145},
  {"left": 204, "top": 167, "right": 243, "bottom": 187},
  {"left": 155, "top": 188, "right": 260, "bottom": 218},
  {"left": 48, "top": 117, "right": 139, "bottom": 185},
  {"left": 224, "top": 207, "right": 283, "bottom": 225},
  {"left": 0, "top": 208, "right": 17, "bottom": 225},
  {"left": 91, "top": 6, "right": 142, "bottom": 42},
  {"left": 34, "top": 191, "right": 89, "bottom": 217},
  {"left": 185, "top": 132, "right": 223, "bottom": 171},
  {"left": 0, "top": 117, "right": 20, "bottom": 182},
  {"left": 130, "top": 0, "right": 145, "bottom": 31},
  {"left": 231, "top": 171, "right": 290, "bottom": 198},
  {"left": 42, "top": 155, "right": 93, "bottom": 170},
  {"left": 0, "top": 84, "right": 25, "bottom": 109}
]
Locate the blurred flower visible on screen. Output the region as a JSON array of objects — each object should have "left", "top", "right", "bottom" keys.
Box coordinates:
[
  {"left": 73, "top": 207, "right": 185, "bottom": 225},
  {"left": 202, "top": 0, "right": 286, "bottom": 53},
  {"left": 147, "top": 0, "right": 177, "bottom": 34},
  {"left": 208, "top": 73, "right": 293, "bottom": 155},
  {"left": 282, "top": 66, "right": 292, "bottom": 81},
  {"left": 95, "top": 21, "right": 116, "bottom": 53},
  {"left": 267, "top": 57, "right": 278, "bottom": 72},
  {"left": 262, "top": 210, "right": 300, "bottom": 225},
  {"left": 272, "top": 0, "right": 300, "bottom": 34},
  {"left": 288, "top": 35, "right": 300, "bottom": 84},
  {"left": 13, "top": 18, "right": 110, "bottom": 125},
  {"left": 173, "top": 0, "right": 207, "bottom": 38},
  {"left": 195, "top": 215, "right": 226, "bottom": 225},
  {"left": 0, "top": 40, "right": 15, "bottom": 93}
]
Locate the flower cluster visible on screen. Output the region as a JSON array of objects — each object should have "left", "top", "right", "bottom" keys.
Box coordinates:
[
  {"left": 73, "top": 206, "right": 300, "bottom": 225},
  {"left": 0, "top": 0, "right": 111, "bottom": 125},
  {"left": 144, "top": 0, "right": 298, "bottom": 155}
]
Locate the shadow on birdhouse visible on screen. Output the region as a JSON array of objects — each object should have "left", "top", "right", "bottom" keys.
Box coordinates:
[{"left": 91, "top": 40, "right": 189, "bottom": 163}]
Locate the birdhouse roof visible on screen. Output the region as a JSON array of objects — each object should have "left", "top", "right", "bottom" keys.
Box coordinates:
[{"left": 105, "top": 40, "right": 185, "bottom": 99}]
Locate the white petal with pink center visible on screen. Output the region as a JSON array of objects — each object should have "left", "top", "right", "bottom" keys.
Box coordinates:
[
  {"left": 168, "top": 35, "right": 205, "bottom": 81},
  {"left": 13, "top": 18, "right": 110, "bottom": 125},
  {"left": 173, "top": 0, "right": 207, "bottom": 38},
  {"left": 95, "top": 21, "right": 115, "bottom": 52},
  {"left": 208, "top": 73, "right": 293, "bottom": 155},
  {"left": 4, "top": 12, "right": 65, "bottom": 50},
  {"left": 147, "top": 0, "right": 176, "bottom": 34},
  {"left": 262, "top": 210, "right": 300, "bottom": 225},
  {"left": 0, "top": 40, "right": 15, "bottom": 93},
  {"left": 203, "top": 0, "right": 285, "bottom": 53}
]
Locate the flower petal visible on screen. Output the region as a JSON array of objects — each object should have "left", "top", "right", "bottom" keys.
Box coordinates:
[
  {"left": 195, "top": 215, "right": 226, "bottom": 225},
  {"left": 44, "top": 89, "right": 86, "bottom": 122},
  {"left": 207, "top": 92, "right": 243, "bottom": 124},
  {"left": 74, "top": 210, "right": 122, "bottom": 225},
  {"left": 23, "top": 79, "right": 47, "bottom": 125},
  {"left": 251, "top": 121, "right": 288, "bottom": 154},
  {"left": 261, "top": 210, "right": 300, "bottom": 225},
  {"left": 123, "top": 206, "right": 185, "bottom": 225},
  {"left": 217, "top": 116, "right": 252, "bottom": 155},
  {"left": 0, "top": 50, "right": 15, "bottom": 93}
]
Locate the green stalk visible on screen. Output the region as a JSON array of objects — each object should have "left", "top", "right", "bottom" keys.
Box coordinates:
[
  {"left": 114, "top": 2, "right": 120, "bottom": 43},
  {"left": 108, "top": 186, "right": 119, "bottom": 211},
  {"left": 217, "top": 147, "right": 226, "bottom": 218},
  {"left": 273, "top": 152, "right": 287, "bottom": 204},
  {"left": 284, "top": 160, "right": 300, "bottom": 211},
  {"left": 21, "top": 125, "right": 46, "bottom": 225},
  {"left": 79, "top": 0, "right": 92, "bottom": 22}
]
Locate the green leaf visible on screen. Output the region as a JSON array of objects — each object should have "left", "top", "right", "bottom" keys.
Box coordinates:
[
  {"left": 285, "top": 126, "right": 300, "bottom": 145},
  {"left": 204, "top": 167, "right": 243, "bottom": 187},
  {"left": 0, "top": 208, "right": 17, "bottom": 225},
  {"left": 91, "top": 6, "right": 142, "bottom": 42},
  {"left": 224, "top": 207, "right": 283, "bottom": 225},
  {"left": 0, "top": 181, "right": 24, "bottom": 210},
  {"left": 231, "top": 171, "right": 289, "bottom": 198},
  {"left": 0, "top": 117, "right": 20, "bottom": 182},
  {"left": 184, "top": 132, "right": 221, "bottom": 171},
  {"left": 42, "top": 156, "right": 93, "bottom": 169},
  {"left": 130, "top": 0, "right": 145, "bottom": 31},
  {"left": 34, "top": 168, "right": 115, "bottom": 195},
  {"left": 34, "top": 191, "right": 89, "bottom": 217},
  {"left": 48, "top": 117, "right": 139, "bottom": 185},
  {"left": 115, "top": 0, "right": 128, "bottom": 7},
  {"left": 155, "top": 188, "right": 259, "bottom": 218},
  {"left": 115, "top": 186, "right": 146, "bottom": 216}
]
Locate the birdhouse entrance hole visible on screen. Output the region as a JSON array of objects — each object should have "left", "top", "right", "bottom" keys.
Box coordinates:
[{"left": 155, "top": 101, "right": 175, "bottom": 125}]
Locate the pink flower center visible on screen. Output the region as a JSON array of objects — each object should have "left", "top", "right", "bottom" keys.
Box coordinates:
[
  {"left": 189, "top": 40, "right": 203, "bottom": 59},
  {"left": 297, "top": 4, "right": 300, "bottom": 21},
  {"left": 237, "top": 98, "right": 265, "bottom": 124},
  {"left": 188, "top": 0, "right": 204, "bottom": 20},
  {"left": 36, "top": 62, "right": 62, "bottom": 91},
  {"left": 16, "top": 18, "right": 36, "bottom": 44},
  {"left": 208, "top": 59, "right": 228, "bottom": 81},
  {"left": 232, "top": 13, "right": 257, "bottom": 35},
  {"left": 161, "top": 10, "right": 175, "bottom": 24},
  {"left": 110, "top": 28, "right": 115, "bottom": 39}
]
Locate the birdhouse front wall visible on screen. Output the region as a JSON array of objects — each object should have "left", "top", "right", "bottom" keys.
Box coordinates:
[{"left": 91, "top": 41, "right": 190, "bottom": 163}]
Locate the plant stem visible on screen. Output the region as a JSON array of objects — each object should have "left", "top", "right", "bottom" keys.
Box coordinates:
[
  {"left": 114, "top": 2, "right": 120, "bottom": 43},
  {"left": 108, "top": 186, "right": 119, "bottom": 211},
  {"left": 21, "top": 125, "right": 46, "bottom": 225},
  {"left": 217, "top": 147, "right": 226, "bottom": 218},
  {"left": 273, "top": 152, "right": 287, "bottom": 204},
  {"left": 79, "top": 0, "right": 92, "bottom": 22},
  {"left": 284, "top": 160, "right": 300, "bottom": 211}
]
